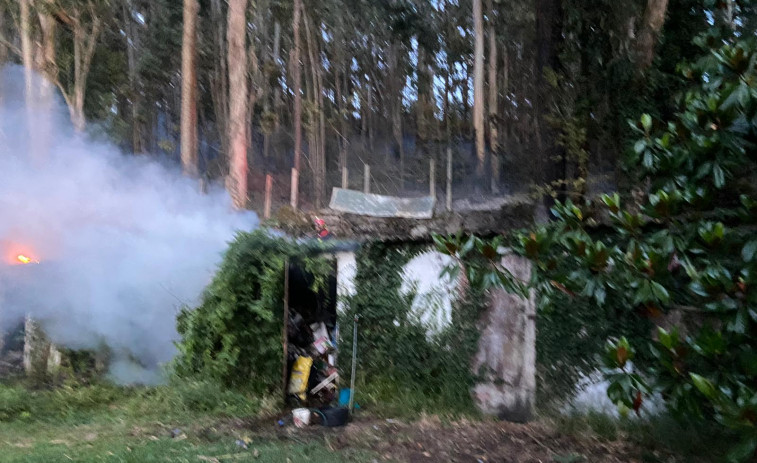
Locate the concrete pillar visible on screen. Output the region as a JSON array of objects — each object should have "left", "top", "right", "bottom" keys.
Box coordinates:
[
  {"left": 23, "top": 316, "right": 61, "bottom": 381},
  {"left": 472, "top": 252, "right": 536, "bottom": 422}
]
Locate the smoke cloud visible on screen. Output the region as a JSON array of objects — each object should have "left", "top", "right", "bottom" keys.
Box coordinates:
[{"left": 0, "top": 66, "right": 257, "bottom": 383}]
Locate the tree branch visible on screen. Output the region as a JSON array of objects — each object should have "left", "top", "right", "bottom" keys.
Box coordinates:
[{"left": 0, "top": 34, "right": 21, "bottom": 57}]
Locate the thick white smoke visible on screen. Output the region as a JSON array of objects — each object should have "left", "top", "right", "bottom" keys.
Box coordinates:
[{"left": 0, "top": 66, "right": 257, "bottom": 383}]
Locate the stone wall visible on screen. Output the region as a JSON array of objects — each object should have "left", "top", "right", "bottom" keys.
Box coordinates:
[
  {"left": 336, "top": 246, "right": 537, "bottom": 421},
  {"left": 321, "top": 195, "right": 535, "bottom": 241}
]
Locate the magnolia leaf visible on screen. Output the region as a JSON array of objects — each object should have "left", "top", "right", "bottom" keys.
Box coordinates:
[
  {"left": 641, "top": 114, "right": 653, "bottom": 131},
  {"left": 742, "top": 241, "right": 757, "bottom": 262},
  {"left": 713, "top": 164, "right": 725, "bottom": 188},
  {"left": 634, "top": 139, "right": 647, "bottom": 154},
  {"left": 690, "top": 373, "right": 716, "bottom": 399},
  {"left": 657, "top": 327, "right": 673, "bottom": 349},
  {"left": 651, "top": 281, "right": 670, "bottom": 303}
]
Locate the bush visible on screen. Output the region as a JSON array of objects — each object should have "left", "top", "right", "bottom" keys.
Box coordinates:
[
  {"left": 174, "top": 230, "right": 332, "bottom": 391},
  {"left": 440, "top": 36, "right": 757, "bottom": 461}
]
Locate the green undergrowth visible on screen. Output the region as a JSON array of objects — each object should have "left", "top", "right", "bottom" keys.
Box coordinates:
[
  {"left": 351, "top": 375, "right": 483, "bottom": 420},
  {"left": 340, "top": 241, "right": 486, "bottom": 417},
  {"left": 0, "top": 379, "right": 263, "bottom": 426}
]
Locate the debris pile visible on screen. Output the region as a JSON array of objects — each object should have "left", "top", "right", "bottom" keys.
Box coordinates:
[{"left": 286, "top": 317, "right": 339, "bottom": 407}]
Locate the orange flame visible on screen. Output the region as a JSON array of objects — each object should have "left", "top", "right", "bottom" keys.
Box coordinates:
[{"left": 16, "top": 254, "right": 35, "bottom": 264}]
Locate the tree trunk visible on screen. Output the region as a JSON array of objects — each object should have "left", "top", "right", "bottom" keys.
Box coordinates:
[
  {"left": 209, "top": 0, "right": 229, "bottom": 160},
  {"left": 66, "top": 3, "right": 102, "bottom": 133},
  {"left": 20, "top": 0, "right": 33, "bottom": 104},
  {"left": 304, "top": 13, "right": 325, "bottom": 209},
  {"left": 473, "top": 0, "right": 485, "bottom": 180},
  {"left": 0, "top": 3, "right": 8, "bottom": 66},
  {"left": 389, "top": 42, "right": 404, "bottom": 186},
  {"left": 33, "top": 6, "right": 56, "bottom": 163},
  {"left": 20, "top": 0, "right": 35, "bottom": 159},
  {"left": 272, "top": 20, "right": 282, "bottom": 131},
  {"left": 263, "top": 20, "right": 281, "bottom": 159},
  {"left": 487, "top": 0, "right": 499, "bottom": 193},
  {"left": 291, "top": 0, "right": 303, "bottom": 208},
  {"left": 719, "top": 0, "right": 736, "bottom": 31},
  {"left": 462, "top": 61, "right": 470, "bottom": 130},
  {"left": 635, "top": 0, "right": 669, "bottom": 71},
  {"left": 226, "top": 0, "right": 249, "bottom": 209},
  {"left": 123, "top": 0, "right": 146, "bottom": 153},
  {"left": 338, "top": 61, "right": 350, "bottom": 180},
  {"left": 535, "top": 0, "right": 564, "bottom": 190},
  {"left": 181, "top": 0, "right": 199, "bottom": 177}
]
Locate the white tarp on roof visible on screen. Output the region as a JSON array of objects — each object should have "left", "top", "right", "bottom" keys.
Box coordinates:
[{"left": 328, "top": 188, "right": 435, "bottom": 219}]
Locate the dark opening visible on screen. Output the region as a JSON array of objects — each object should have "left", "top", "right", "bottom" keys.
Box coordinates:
[{"left": 285, "top": 258, "right": 339, "bottom": 406}]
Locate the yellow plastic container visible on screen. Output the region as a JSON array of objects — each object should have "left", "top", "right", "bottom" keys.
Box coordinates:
[{"left": 287, "top": 356, "right": 313, "bottom": 400}]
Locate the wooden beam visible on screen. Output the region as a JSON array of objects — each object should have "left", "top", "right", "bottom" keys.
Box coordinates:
[{"left": 282, "top": 259, "right": 290, "bottom": 397}]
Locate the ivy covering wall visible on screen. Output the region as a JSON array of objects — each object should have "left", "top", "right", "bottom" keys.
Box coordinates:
[
  {"left": 340, "top": 242, "right": 485, "bottom": 414},
  {"left": 174, "top": 230, "right": 332, "bottom": 392}
]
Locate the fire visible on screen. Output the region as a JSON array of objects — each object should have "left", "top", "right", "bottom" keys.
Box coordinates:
[{"left": 16, "top": 254, "right": 36, "bottom": 264}]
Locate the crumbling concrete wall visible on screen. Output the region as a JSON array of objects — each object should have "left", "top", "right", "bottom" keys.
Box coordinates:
[
  {"left": 335, "top": 252, "right": 357, "bottom": 315},
  {"left": 336, "top": 248, "right": 457, "bottom": 335},
  {"left": 336, "top": 245, "right": 537, "bottom": 422},
  {"left": 472, "top": 252, "right": 536, "bottom": 422},
  {"left": 320, "top": 195, "right": 535, "bottom": 241},
  {"left": 400, "top": 251, "right": 456, "bottom": 335},
  {"left": 23, "top": 317, "right": 61, "bottom": 380}
]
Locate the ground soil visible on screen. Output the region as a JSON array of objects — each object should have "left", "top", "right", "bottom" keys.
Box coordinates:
[{"left": 211, "top": 414, "right": 649, "bottom": 463}]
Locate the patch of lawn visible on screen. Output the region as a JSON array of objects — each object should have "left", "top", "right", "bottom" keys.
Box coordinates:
[{"left": 0, "top": 382, "right": 375, "bottom": 463}]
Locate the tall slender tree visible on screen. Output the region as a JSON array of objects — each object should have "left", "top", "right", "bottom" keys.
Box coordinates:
[
  {"left": 486, "top": 0, "right": 499, "bottom": 192},
  {"left": 180, "top": 0, "right": 199, "bottom": 177},
  {"left": 635, "top": 0, "right": 669, "bottom": 70},
  {"left": 291, "top": 0, "right": 303, "bottom": 208},
  {"left": 226, "top": 0, "right": 249, "bottom": 209},
  {"left": 472, "top": 0, "right": 485, "bottom": 179}
]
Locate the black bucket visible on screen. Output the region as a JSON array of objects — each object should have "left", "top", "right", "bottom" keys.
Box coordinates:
[{"left": 314, "top": 406, "right": 349, "bottom": 427}]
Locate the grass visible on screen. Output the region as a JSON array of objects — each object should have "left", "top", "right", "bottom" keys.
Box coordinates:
[
  {"left": 353, "top": 375, "right": 482, "bottom": 421},
  {"left": 2, "top": 435, "right": 369, "bottom": 463},
  {"left": 0, "top": 381, "right": 375, "bottom": 463}
]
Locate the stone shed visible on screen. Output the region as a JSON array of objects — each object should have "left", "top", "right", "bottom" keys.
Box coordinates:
[{"left": 319, "top": 189, "right": 539, "bottom": 421}]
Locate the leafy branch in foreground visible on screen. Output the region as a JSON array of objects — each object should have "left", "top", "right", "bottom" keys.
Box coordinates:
[{"left": 437, "top": 36, "right": 757, "bottom": 461}]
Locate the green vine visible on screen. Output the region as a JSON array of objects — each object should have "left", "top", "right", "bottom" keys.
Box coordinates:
[
  {"left": 174, "top": 230, "right": 332, "bottom": 392},
  {"left": 340, "top": 241, "right": 485, "bottom": 414}
]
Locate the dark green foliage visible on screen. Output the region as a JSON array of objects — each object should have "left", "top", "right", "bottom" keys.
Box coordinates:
[
  {"left": 340, "top": 242, "right": 485, "bottom": 415},
  {"left": 174, "top": 230, "right": 332, "bottom": 392},
  {"left": 442, "top": 34, "right": 757, "bottom": 460}
]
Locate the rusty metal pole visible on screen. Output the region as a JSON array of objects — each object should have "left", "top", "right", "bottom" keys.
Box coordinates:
[
  {"left": 282, "top": 260, "right": 290, "bottom": 396},
  {"left": 349, "top": 315, "right": 358, "bottom": 414},
  {"left": 264, "top": 174, "right": 273, "bottom": 219},
  {"left": 290, "top": 168, "right": 299, "bottom": 209}
]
